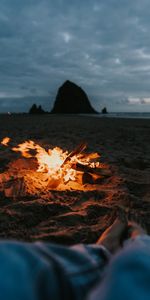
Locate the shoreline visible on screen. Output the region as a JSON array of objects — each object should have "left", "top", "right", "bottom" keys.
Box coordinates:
[{"left": 0, "top": 112, "right": 150, "bottom": 120}]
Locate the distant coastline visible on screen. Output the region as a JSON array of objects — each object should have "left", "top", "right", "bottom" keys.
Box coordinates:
[{"left": 0, "top": 112, "right": 150, "bottom": 119}]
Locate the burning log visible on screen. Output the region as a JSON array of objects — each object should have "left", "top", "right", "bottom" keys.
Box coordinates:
[
  {"left": 82, "top": 172, "right": 94, "bottom": 185},
  {"left": 74, "top": 163, "right": 111, "bottom": 177},
  {"left": 47, "top": 177, "right": 62, "bottom": 189},
  {"left": 61, "top": 142, "right": 87, "bottom": 167}
]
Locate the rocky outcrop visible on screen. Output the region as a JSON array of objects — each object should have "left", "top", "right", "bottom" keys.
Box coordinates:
[
  {"left": 29, "top": 104, "right": 45, "bottom": 114},
  {"left": 51, "top": 80, "right": 97, "bottom": 114},
  {"left": 101, "top": 107, "right": 108, "bottom": 114}
]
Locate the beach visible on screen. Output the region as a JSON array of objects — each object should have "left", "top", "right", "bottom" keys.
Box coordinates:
[{"left": 0, "top": 114, "right": 149, "bottom": 244}]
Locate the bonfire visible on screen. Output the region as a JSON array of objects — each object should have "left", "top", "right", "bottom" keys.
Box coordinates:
[{"left": 0, "top": 138, "right": 110, "bottom": 197}]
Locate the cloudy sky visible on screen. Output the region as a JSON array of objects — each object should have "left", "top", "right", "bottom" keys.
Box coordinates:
[{"left": 1, "top": 0, "right": 150, "bottom": 112}]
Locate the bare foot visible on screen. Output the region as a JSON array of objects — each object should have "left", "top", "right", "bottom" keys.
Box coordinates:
[
  {"left": 97, "top": 218, "right": 127, "bottom": 253},
  {"left": 127, "top": 221, "right": 146, "bottom": 239}
]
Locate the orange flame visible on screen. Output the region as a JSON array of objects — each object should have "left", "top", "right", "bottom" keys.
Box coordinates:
[
  {"left": 1, "top": 137, "right": 10, "bottom": 146},
  {"left": 1, "top": 137, "right": 101, "bottom": 184}
]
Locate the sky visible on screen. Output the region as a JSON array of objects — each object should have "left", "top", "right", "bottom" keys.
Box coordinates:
[{"left": 1, "top": 0, "right": 150, "bottom": 112}]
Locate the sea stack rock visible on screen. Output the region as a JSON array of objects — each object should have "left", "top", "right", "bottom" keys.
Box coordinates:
[
  {"left": 29, "top": 104, "right": 45, "bottom": 114},
  {"left": 51, "top": 80, "right": 97, "bottom": 114},
  {"left": 101, "top": 107, "right": 108, "bottom": 114}
]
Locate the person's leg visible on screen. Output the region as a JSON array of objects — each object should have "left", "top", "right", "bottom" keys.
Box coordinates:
[
  {"left": 89, "top": 223, "right": 150, "bottom": 300},
  {"left": 31, "top": 218, "right": 127, "bottom": 299},
  {"left": 97, "top": 218, "right": 128, "bottom": 253},
  {"left": 0, "top": 218, "right": 127, "bottom": 300}
]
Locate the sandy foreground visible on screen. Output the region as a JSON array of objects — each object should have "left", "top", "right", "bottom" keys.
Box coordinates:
[{"left": 0, "top": 114, "right": 149, "bottom": 244}]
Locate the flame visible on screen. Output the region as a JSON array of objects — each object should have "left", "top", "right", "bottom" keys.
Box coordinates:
[
  {"left": 12, "top": 141, "right": 68, "bottom": 178},
  {"left": 1, "top": 137, "right": 101, "bottom": 187},
  {"left": 1, "top": 137, "right": 10, "bottom": 146},
  {"left": 36, "top": 147, "right": 67, "bottom": 175}
]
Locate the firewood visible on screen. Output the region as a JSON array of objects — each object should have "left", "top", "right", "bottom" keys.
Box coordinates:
[
  {"left": 75, "top": 163, "right": 111, "bottom": 177},
  {"left": 82, "top": 172, "right": 94, "bottom": 184},
  {"left": 61, "top": 142, "right": 87, "bottom": 167},
  {"left": 79, "top": 152, "right": 100, "bottom": 160},
  {"left": 47, "top": 177, "right": 61, "bottom": 189}
]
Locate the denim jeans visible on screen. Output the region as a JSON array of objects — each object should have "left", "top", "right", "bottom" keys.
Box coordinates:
[
  {"left": 0, "top": 236, "right": 149, "bottom": 300},
  {"left": 0, "top": 241, "right": 109, "bottom": 300},
  {"left": 89, "top": 235, "right": 150, "bottom": 300}
]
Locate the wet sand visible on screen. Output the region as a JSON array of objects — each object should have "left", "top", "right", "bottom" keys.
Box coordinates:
[{"left": 0, "top": 114, "right": 149, "bottom": 244}]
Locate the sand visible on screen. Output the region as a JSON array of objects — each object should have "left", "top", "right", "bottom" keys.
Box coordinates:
[{"left": 0, "top": 114, "right": 149, "bottom": 245}]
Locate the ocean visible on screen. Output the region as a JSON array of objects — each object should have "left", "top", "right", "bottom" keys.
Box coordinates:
[{"left": 95, "top": 112, "right": 150, "bottom": 119}]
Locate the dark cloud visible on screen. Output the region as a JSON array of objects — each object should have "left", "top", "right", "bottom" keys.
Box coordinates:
[{"left": 0, "top": 0, "right": 150, "bottom": 112}]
